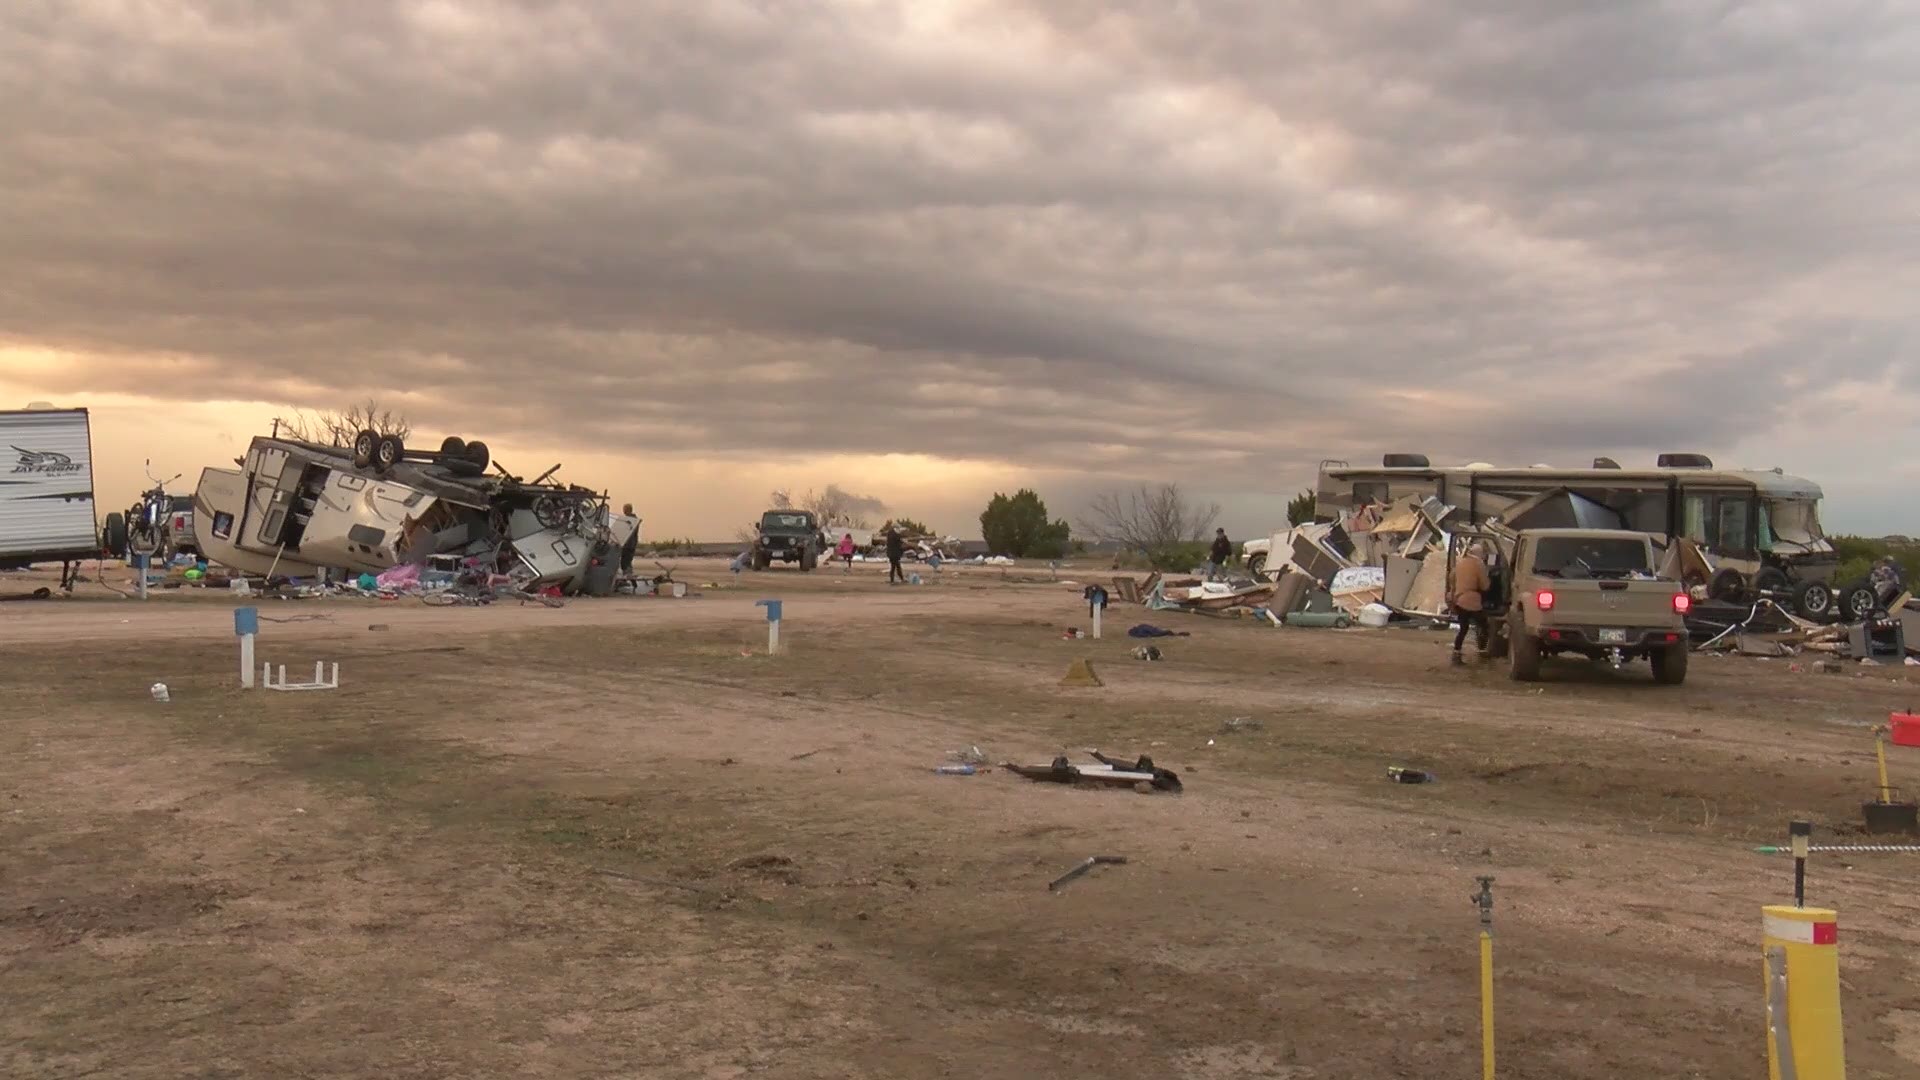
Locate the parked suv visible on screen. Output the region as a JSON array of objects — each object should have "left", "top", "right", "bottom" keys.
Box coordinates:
[{"left": 752, "top": 510, "right": 825, "bottom": 571}]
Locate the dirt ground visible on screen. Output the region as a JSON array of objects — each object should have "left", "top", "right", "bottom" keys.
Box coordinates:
[{"left": 4, "top": 557, "right": 1920, "bottom": 1078}]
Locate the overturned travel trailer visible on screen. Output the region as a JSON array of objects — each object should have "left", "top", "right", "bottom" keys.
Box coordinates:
[
  {"left": 1315, "top": 453, "right": 1837, "bottom": 607},
  {"left": 0, "top": 405, "right": 98, "bottom": 589},
  {"left": 194, "top": 430, "right": 636, "bottom": 594}
]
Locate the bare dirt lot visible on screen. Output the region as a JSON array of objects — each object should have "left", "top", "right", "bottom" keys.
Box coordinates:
[{"left": 4, "top": 558, "right": 1919, "bottom": 1078}]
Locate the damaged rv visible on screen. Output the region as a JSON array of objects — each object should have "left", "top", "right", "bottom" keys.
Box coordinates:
[
  {"left": 194, "top": 430, "right": 636, "bottom": 594},
  {"left": 1315, "top": 453, "right": 1840, "bottom": 615}
]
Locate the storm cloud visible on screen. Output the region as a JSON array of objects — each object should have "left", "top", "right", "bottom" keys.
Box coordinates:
[{"left": 2, "top": 1, "right": 1916, "bottom": 528}]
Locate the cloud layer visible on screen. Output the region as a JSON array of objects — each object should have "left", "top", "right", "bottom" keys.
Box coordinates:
[{"left": 3, "top": 1, "right": 1916, "bottom": 530}]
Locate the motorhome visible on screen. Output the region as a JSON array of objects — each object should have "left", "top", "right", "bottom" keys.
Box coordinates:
[
  {"left": 195, "top": 430, "right": 636, "bottom": 593},
  {"left": 1315, "top": 453, "right": 1841, "bottom": 615},
  {"left": 0, "top": 405, "right": 98, "bottom": 589}
]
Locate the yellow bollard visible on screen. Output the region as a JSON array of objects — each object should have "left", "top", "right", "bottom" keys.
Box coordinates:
[
  {"left": 1473, "top": 876, "right": 1496, "bottom": 1080},
  {"left": 1763, "top": 905, "right": 1845, "bottom": 1080}
]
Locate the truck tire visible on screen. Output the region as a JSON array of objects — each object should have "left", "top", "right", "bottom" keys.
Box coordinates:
[
  {"left": 800, "top": 549, "right": 817, "bottom": 572},
  {"left": 352, "top": 428, "right": 380, "bottom": 468},
  {"left": 1246, "top": 552, "right": 1267, "bottom": 581},
  {"left": 1486, "top": 621, "right": 1511, "bottom": 659},
  {"left": 752, "top": 551, "right": 770, "bottom": 572},
  {"left": 1507, "top": 619, "right": 1542, "bottom": 682},
  {"left": 1651, "top": 642, "right": 1689, "bottom": 685},
  {"left": 103, "top": 512, "right": 128, "bottom": 557},
  {"left": 1752, "top": 567, "right": 1789, "bottom": 596},
  {"left": 1793, "top": 580, "right": 1833, "bottom": 620}
]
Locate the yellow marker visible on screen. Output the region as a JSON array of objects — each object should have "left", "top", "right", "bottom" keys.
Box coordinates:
[
  {"left": 1763, "top": 905, "right": 1845, "bottom": 1080},
  {"left": 1473, "top": 877, "right": 1496, "bottom": 1080}
]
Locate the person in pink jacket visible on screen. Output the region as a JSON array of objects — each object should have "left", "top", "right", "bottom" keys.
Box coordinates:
[{"left": 836, "top": 533, "right": 856, "bottom": 572}]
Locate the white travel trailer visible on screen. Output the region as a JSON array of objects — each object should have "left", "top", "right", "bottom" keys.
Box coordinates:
[
  {"left": 0, "top": 405, "right": 98, "bottom": 589},
  {"left": 195, "top": 429, "right": 637, "bottom": 594}
]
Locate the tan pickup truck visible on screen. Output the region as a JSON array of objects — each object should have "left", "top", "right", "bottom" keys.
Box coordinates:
[{"left": 1456, "top": 528, "right": 1692, "bottom": 685}]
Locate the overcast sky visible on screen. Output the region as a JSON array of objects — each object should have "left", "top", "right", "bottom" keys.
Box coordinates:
[{"left": 4, "top": 1, "right": 1917, "bottom": 538}]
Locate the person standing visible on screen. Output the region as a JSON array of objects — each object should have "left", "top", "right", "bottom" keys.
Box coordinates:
[
  {"left": 1208, "top": 527, "right": 1233, "bottom": 581},
  {"left": 885, "top": 526, "right": 906, "bottom": 585},
  {"left": 836, "top": 532, "right": 856, "bottom": 573},
  {"left": 618, "top": 503, "right": 639, "bottom": 576},
  {"left": 1451, "top": 541, "right": 1492, "bottom": 666}
]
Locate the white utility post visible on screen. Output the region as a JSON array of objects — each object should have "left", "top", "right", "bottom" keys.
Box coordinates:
[
  {"left": 756, "top": 599, "right": 783, "bottom": 655},
  {"left": 235, "top": 606, "right": 259, "bottom": 687}
]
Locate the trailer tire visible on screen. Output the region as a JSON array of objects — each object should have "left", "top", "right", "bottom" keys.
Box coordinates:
[
  {"left": 1752, "top": 567, "right": 1789, "bottom": 596},
  {"left": 1793, "top": 580, "right": 1833, "bottom": 620},
  {"left": 103, "top": 512, "right": 128, "bottom": 557},
  {"left": 463, "top": 440, "right": 491, "bottom": 471},
  {"left": 439, "top": 435, "right": 467, "bottom": 458},
  {"left": 1707, "top": 568, "right": 1747, "bottom": 604},
  {"left": 373, "top": 435, "right": 405, "bottom": 473},
  {"left": 352, "top": 428, "right": 380, "bottom": 468},
  {"left": 1839, "top": 581, "right": 1879, "bottom": 622}
]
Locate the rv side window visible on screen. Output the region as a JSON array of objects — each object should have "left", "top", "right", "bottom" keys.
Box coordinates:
[
  {"left": 211, "top": 512, "right": 234, "bottom": 540},
  {"left": 1682, "top": 495, "right": 1709, "bottom": 546},
  {"left": 1716, "top": 498, "right": 1753, "bottom": 557}
]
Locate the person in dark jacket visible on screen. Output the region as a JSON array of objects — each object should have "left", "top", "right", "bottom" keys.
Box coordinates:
[
  {"left": 1208, "top": 528, "right": 1233, "bottom": 581},
  {"left": 885, "top": 527, "right": 906, "bottom": 584},
  {"left": 618, "top": 503, "right": 639, "bottom": 575}
]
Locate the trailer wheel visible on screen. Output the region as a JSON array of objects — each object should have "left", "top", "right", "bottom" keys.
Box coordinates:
[
  {"left": 1839, "top": 581, "right": 1878, "bottom": 622},
  {"left": 1752, "top": 567, "right": 1789, "bottom": 596},
  {"left": 1707, "top": 568, "right": 1746, "bottom": 604},
  {"left": 463, "top": 440, "right": 491, "bottom": 472},
  {"left": 352, "top": 428, "right": 380, "bottom": 468},
  {"left": 103, "top": 512, "right": 128, "bottom": 557},
  {"left": 373, "top": 434, "right": 405, "bottom": 473},
  {"left": 439, "top": 435, "right": 467, "bottom": 457},
  {"left": 1793, "top": 580, "right": 1833, "bottom": 620}
]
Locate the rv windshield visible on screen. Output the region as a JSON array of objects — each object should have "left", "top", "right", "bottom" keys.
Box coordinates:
[
  {"left": 1764, "top": 500, "right": 1823, "bottom": 546},
  {"left": 1531, "top": 536, "right": 1652, "bottom": 580}
]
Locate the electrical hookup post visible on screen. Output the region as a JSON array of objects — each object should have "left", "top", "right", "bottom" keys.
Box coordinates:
[
  {"left": 1472, "top": 877, "right": 1496, "bottom": 1080},
  {"left": 1764, "top": 820, "right": 1846, "bottom": 1080}
]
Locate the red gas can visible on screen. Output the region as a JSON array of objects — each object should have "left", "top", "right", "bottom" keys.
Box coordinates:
[{"left": 1890, "top": 712, "right": 1920, "bottom": 748}]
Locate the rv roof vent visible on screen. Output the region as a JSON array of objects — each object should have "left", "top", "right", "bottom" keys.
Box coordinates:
[
  {"left": 1381, "top": 453, "right": 1430, "bottom": 468},
  {"left": 1656, "top": 453, "right": 1713, "bottom": 469},
  {"left": 1593, "top": 457, "right": 1621, "bottom": 469},
  {"left": 24, "top": 401, "right": 55, "bottom": 411}
]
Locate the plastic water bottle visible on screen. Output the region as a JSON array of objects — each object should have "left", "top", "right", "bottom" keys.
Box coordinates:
[
  {"left": 934, "top": 764, "right": 976, "bottom": 776},
  {"left": 150, "top": 683, "right": 170, "bottom": 703}
]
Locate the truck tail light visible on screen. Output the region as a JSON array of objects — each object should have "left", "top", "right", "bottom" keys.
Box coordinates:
[
  {"left": 173, "top": 517, "right": 186, "bottom": 530},
  {"left": 1535, "top": 589, "right": 1555, "bottom": 611},
  {"left": 1672, "top": 593, "right": 1691, "bottom": 615}
]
